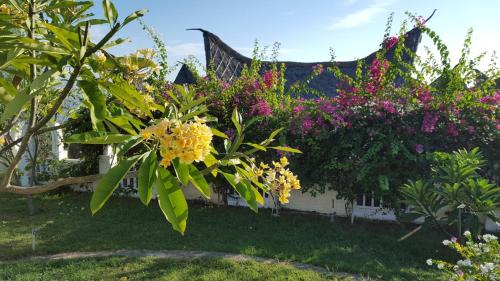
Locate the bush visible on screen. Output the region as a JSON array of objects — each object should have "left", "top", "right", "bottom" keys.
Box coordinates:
[{"left": 427, "top": 231, "right": 499, "bottom": 281}]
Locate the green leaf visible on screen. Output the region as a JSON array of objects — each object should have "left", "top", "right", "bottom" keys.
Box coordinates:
[
  {"left": 231, "top": 108, "right": 242, "bottom": 134},
  {"left": 116, "top": 136, "right": 142, "bottom": 158},
  {"left": 269, "top": 146, "right": 302, "bottom": 154},
  {"left": 210, "top": 128, "right": 228, "bottom": 139},
  {"left": 0, "top": 68, "right": 61, "bottom": 124},
  {"left": 0, "top": 76, "right": 16, "bottom": 104},
  {"left": 172, "top": 158, "right": 189, "bottom": 186},
  {"left": 188, "top": 164, "right": 211, "bottom": 199},
  {"left": 41, "top": 22, "right": 79, "bottom": 51},
  {"left": 90, "top": 154, "right": 143, "bottom": 214},
  {"left": 102, "top": 0, "right": 118, "bottom": 24},
  {"left": 155, "top": 166, "right": 188, "bottom": 234},
  {"left": 222, "top": 173, "right": 259, "bottom": 212},
  {"left": 203, "top": 153, "right": 218, "bottom": 177},
  {"left": 138, "top": 151, "right": 158, "bottom": 205},
  {"left": 79, "top": 80, "right": 107, "bottom": 129},
  {"left": 65, "top": 131, "right": 132, "bottom": 144},
  {"left": 245, "top": 143, "right": 266, "bottom": 151},
  {"left": 122, "top": 9, "right": 148, "bottom": 27},
  {"left": 17, "top": 38, "right": 68, "bottom": 55},
  {"left": 101, "top": 80, "right": 152, "bottom": 118},
  {"left": 0, "top": 89, "right": 31, "bottom": 122}
]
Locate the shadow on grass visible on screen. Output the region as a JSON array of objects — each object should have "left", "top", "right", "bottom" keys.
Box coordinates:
[{"left": 0, "top": 192, "right": 452, "bottom": 280}]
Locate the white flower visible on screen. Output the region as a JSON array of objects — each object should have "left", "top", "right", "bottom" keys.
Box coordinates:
[
  {"left": 437, "top": 263, "right": 444, "bottom": 269},
  {"left": 442, "top": 240, "right": 452, "bottom": 246},
  {"left": 426, "top": 259, "right": 433, "bottom": 266},
  {"left": 457, "top": 259, "right": 472, "bottom": 267},
  {"left": 480, "top": 263, "right": 494, "bottom": 274},
  {"left": 463, "top": 230, "right": 471, "bottom": 237},
  {"left": 482, "top": 234, "right": 498, "bottom": 242}
]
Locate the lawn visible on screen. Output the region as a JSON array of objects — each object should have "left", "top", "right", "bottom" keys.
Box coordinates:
[
  {"left": 0, "top": 192, "right": 452, "bottom": 280},
  {"left": 0, "top": 257, "right": 346, "bottom": 281}
]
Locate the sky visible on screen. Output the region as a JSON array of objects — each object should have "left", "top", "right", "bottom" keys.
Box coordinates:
[{"left": 91, "top": 0, "right": 500, "bottom": 80}]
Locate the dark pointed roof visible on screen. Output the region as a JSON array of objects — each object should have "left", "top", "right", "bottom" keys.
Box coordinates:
[{"left": 175, "top": 14, "right": 436, "bottom": 96}]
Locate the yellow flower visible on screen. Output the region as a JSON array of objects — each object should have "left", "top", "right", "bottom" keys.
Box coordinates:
[
  {"left": 279, "top": 157, "right": 289, "bottom": 167},
  {"left": 140, "top": 117, "right": 213, "bottom": 167},
  {"left": 259, "top": 158, "right": 301, "bottom": 204},
  {"left": 95, "top": 51, "right": 106, "bottom": 64},
  {"left": 0, "top": 4, "right": 10, "bottom": 14},
  {"left": 0, "top": 136, "right": 5, "bottom": 146},
  {"left": 143, "top": 83, "right": 154, "bottom": 93}
]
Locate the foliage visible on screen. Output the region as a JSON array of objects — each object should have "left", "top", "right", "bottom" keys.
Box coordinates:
[
  {"left": 427, "top": 231, "right": 499, "bottom": 281},
  {"left": 0, "top": 0, "right": 299, "bottom": 236},
  {"left": 194, "top": 14, "right": 500, "bottom": 211},
  {"left": 400, "top": 148, "right": 500, "bottom": 237}
]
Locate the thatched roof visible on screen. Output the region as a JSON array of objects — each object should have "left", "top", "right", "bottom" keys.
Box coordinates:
[{"left": 174, "top": 12, "right": 439, "bottom": 96}]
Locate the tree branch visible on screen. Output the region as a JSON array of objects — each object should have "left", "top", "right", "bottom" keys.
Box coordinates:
[
  {"left": 1, "top": 174, "right": 102, "bottom": 195},
  {"left": 0, "top": 122, "right": 72, "bottom": 156}
]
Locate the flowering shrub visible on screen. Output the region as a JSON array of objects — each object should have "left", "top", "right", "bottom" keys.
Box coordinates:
[
  {"left": 185, "top": 14, "right": 499, "bottom": 214},
  {"left": 427, "top": 231, "right": 499, "bottom": 281}
]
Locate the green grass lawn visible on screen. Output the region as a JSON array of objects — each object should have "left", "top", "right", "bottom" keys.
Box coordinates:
[
  {"left": 0, "top": 192, "right": 452, "bottom": 280},
  {"left": 0, "top": 257, "right": 347, "bottom": 281}
]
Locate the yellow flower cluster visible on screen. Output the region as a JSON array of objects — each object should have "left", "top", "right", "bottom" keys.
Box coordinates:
[
  {"left": 140, "top": 117, "right": 213, "bottom": 167},
  {"left": 0, "top": 4, "right": 10, "bottom": 14},
  {"left": 253, "top": 157, "right": 300, "bottom": 204}
]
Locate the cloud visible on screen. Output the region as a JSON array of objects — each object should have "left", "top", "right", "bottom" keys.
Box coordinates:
[
  {"left": 167, "top": 43, "right": 205, "bottom": 57},
  {"left": 328, "top": 0, "right": 394, "bottom": 30}
]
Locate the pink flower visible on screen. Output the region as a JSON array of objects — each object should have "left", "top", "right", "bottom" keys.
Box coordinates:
[
  {"left": 456, "top": 270, "right": 464, "bottom": 277},
  {"left": 385, "top": 36, "right": 398, "bottom": 50},
  {"left": 417, "top": 88, "right": 432, "bottom": 106},
  {"left": 451, "top": 237, "right": 457, "bottom": 243},
  {"left": 262, "top": 71, "right": 275, "bottom": 89},
  {"left": 467, "top": 125, "right": 475, "bottom": 135},
  {"left": 415, "top": 144, "right": 424, "bottom": 154},
  {"left": 249, "top": 99, "right": 272, "bottom": 117},
  {"left": 380, "top": 100, "right": 397, "bottom": 114},
  {"left": 446, "top": 123, "right": 459, "bottom": 137},
  {"left": 221, "top": 81, "right": 230, "bottom": 90},
  {"left": 312, "top": 64, "right": 324, "bottom": 75},
  {"left": 421, "top": 112, "right": 439, "bottom": 133},
  {"left": 319, "top": 102, "right": 336, "bottom": 114},
  {"left": 479, "top": 92, "right": 500, "bottom": 105},
  {"left": 293, "top": 105, "right": 306, "bottom": 115},
  {"left": 301, "top": 116, "right": 314, "bottom": 135},
  {"left": 416, "top": 16, "right": 426, "bottom": 28}
]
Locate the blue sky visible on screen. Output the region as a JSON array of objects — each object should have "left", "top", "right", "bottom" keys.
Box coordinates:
[{"left": 92, "top": 0, "right": 500, "bottom": 79}]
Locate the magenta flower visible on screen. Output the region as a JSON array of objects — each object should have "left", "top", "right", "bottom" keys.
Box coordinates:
[
  {"left": 249, "top": 99, "right": 272, "bottom": 117},
  {"left": 446, "top": 123, "right": 459, "bottom": 137},
  {"left": 415, "top": 144, "right": 424, "bottom": 154},
  {"left": 467, "top": 125, "right": 475, "bottom": 135},
  {"left": 416, "top": 16, "right": 426, "bottom": 28},
  {"left": 479, "top": 92, "right": 500, "bottom": 105},
  {"left": 262, "top": 71, "right": 275, "bottom": 89},
  {"left": 417, "top": 88, "right": 432, "bottom": 105},
  {"left": 301, "top": 116, "right": 314, "bottom": 135},
  {"left": 385, "top": 36, "right": 398, "bottom": 50},
  {"left": 380, "top": 100, "right": 397, "bottom": 114},
  {"left": 312, "top": 64, "right": 324, "bottom": 75},
  {"left": 293, "top": 105, "right": 306, "bottom": 115},
  {"left": 421, "top": 112, "right": 439, "bottom": 133}
]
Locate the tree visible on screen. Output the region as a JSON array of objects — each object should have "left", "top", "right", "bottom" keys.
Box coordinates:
[{"left": 0, "top": 0, "right": 300, "bottom": 234}]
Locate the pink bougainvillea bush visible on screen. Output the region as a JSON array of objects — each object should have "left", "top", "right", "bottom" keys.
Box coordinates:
[{"left": 191, "top": 16, "right": 499, "bottom": 208}]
